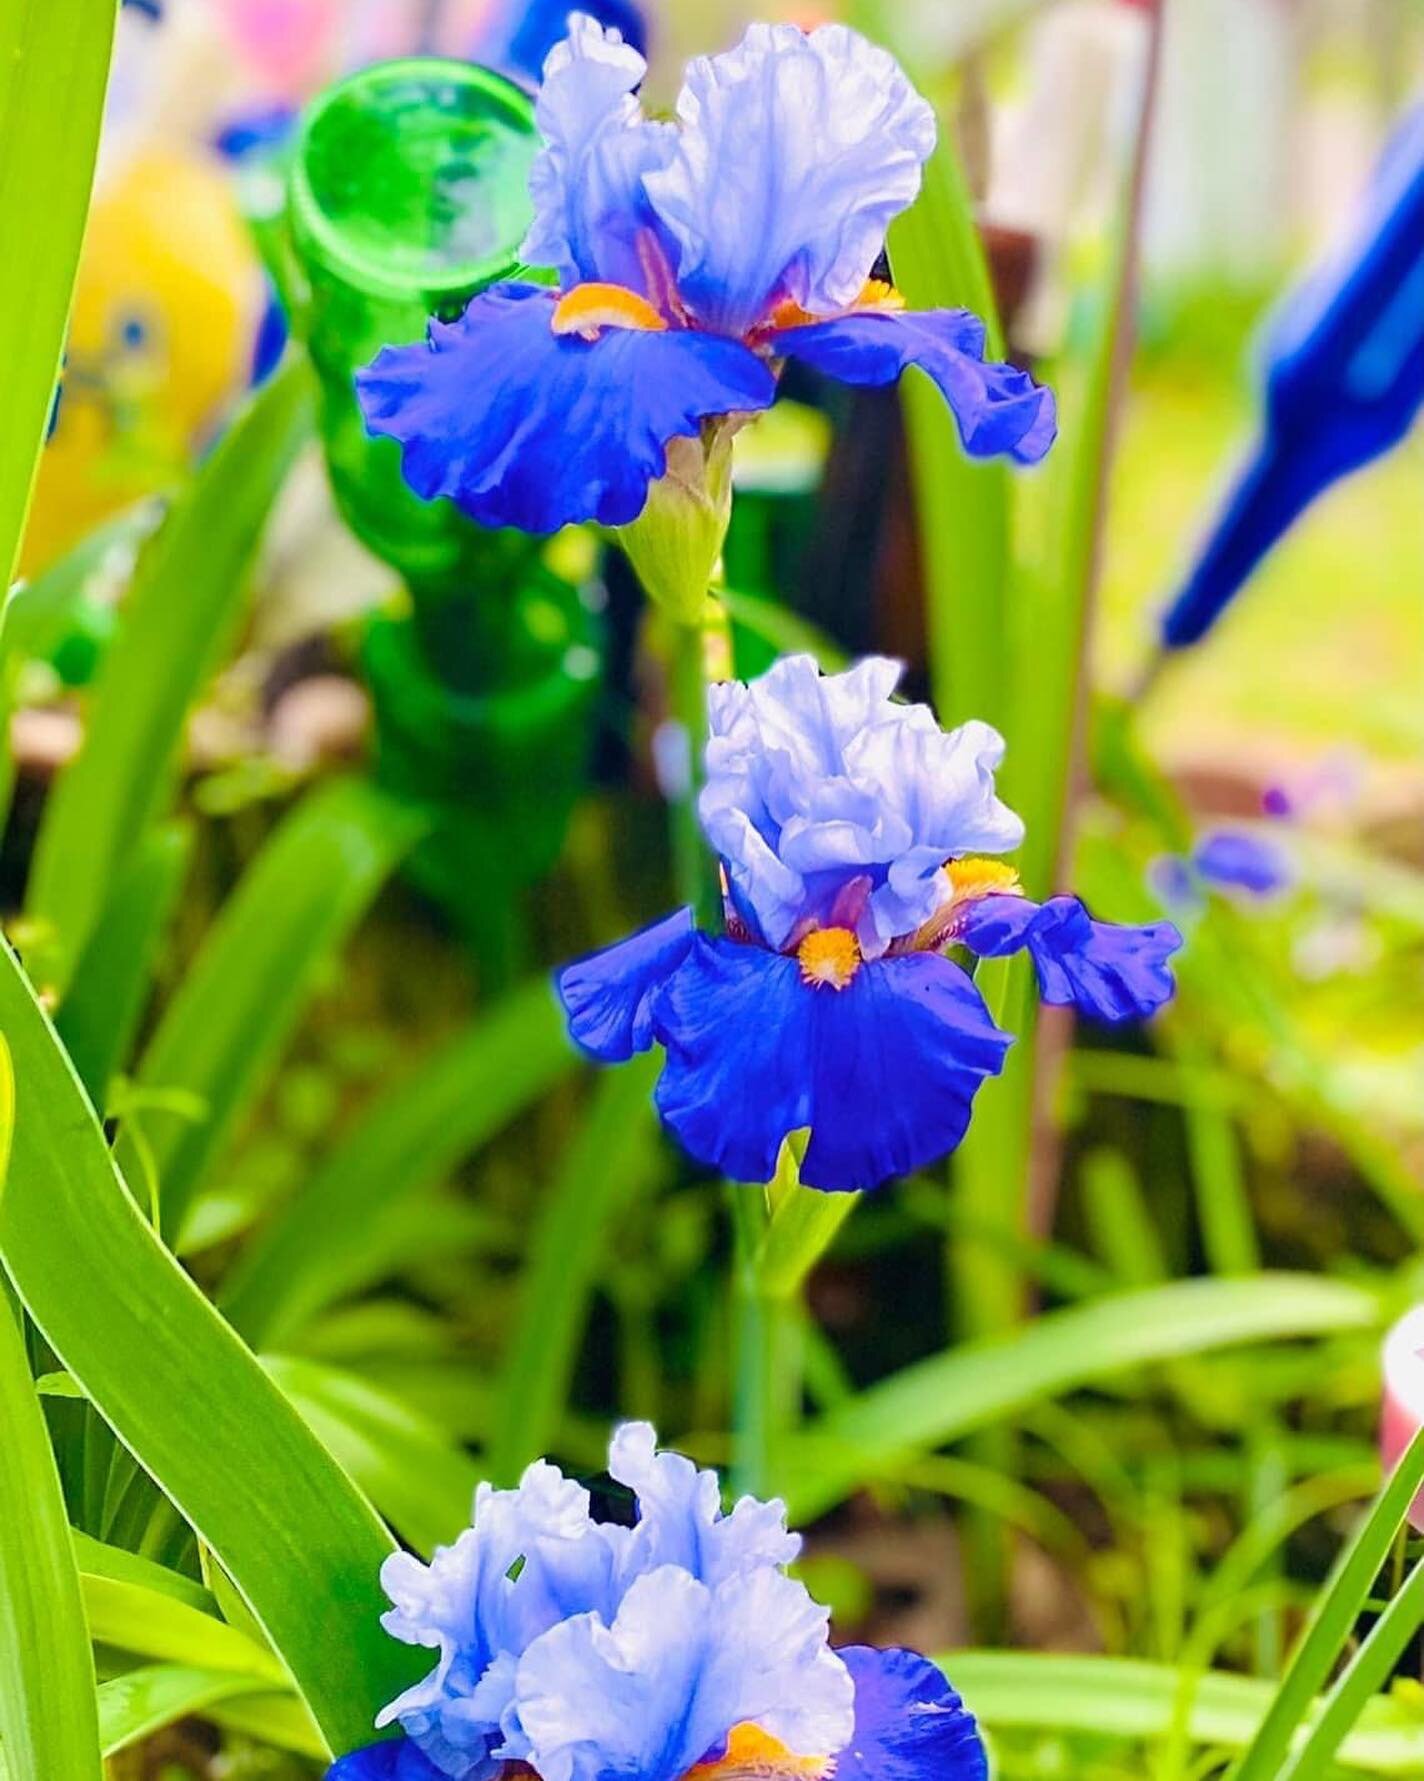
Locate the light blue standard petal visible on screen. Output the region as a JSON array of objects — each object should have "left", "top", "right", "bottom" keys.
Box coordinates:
[
  {"left": 651, "top": 938, "right": 1010, "bottom": 1191},
  {"left": 834, "top": 1648, "right": 989, "bottom": 1781},
  {"left": 608, "top": 1421, "right": 801, "bottom": 1590},
  {"left": 775, "top": 310, "right": 1057, "bottom": 465},
  {"left": 357, "top": 285, "right": 776, "bottom": 532},
  {"left": 513, "top": 1565, "right": 853, "bottom": 1781},
  {"left": 377, "top": 1461, "right": 625, "bottom": 1778},
  {"left": 327, "top": 1739, "right": 448, "bottom": 1781},
  {"left": 1192, "top": 830, "right": 1293, "bottom": 897},
  {"left": 519, "top": 14, "right": 676, "bottom": 295},
  {"left": 699, "top": 655, "right": 1022, "bottom": 957},
  {"left": 643, "top": 23, "right": 936, "bottom": 335},
  {"left": 557, "top": 908, "right": 696, "bottom": 1061},
  {"left": 956, "top": 893, "right": 1183, "bottom": 1024}
]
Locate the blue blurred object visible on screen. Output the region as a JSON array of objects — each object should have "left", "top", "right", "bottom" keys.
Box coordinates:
[
  {"left": 1150, "top": 828, "right": 1293, "bottom": 914},
  {"left": 1193, "top": 829, "right": 1293, "bottom": 897},
  {"left": 478, "top": 0, "right": 649, "bottom": 85},
  {"left": 213, "top": 101, "right": 298, "bottom": 164},
  {"left": 1160, "top": 101, "right": 1424, "bottom": 650},
  {"left": 121, "top": 0, "right": 163, "bottom": 16}
]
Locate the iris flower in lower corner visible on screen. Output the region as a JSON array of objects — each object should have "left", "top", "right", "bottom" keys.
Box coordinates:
[
  {"left": 327, "top": 1423, "right": 988, "bottom": 1781},
  {"left": 557, "top": 654, "right": 1182, "bottom": 1192},
  {"left": 357, "top": 15, "right": 1054, "bottom": 583}
]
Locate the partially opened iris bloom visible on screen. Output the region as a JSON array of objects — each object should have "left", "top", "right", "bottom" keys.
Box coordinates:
[
  {"left": 558, "top": 655, "right": 1182, "bottom": 1192},
  {"left": 357, "top": 15, "right": 1055, "bottom": 597},
  {"left": 329, "top": 1423, "right": 988, "bottom": 1781}
]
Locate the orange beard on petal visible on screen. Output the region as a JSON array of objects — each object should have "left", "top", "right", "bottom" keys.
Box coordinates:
[
  {"left": 797, "top": 926, "right": 862, "bottom": 990},
  {"left": 763, "top": 279, "right": 907, "bottom": 336},
  {"left": 687, "top": 1724, "right": 834, "bottom": 1781},
  {"left": 551, "top": 283, "right": 670, "bottom": 339},
  {"left": 908, "top": 856, "right": 1024, "bottom": 954}
]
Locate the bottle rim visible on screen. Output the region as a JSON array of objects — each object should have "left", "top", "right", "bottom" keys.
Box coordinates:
[{"left": 287, "top": 56, "right": 538, "bottom": 305}]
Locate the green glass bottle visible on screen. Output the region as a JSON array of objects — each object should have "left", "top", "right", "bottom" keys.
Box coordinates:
[{"left": 278, "top": 58, "right": 602, "bottom": 960}]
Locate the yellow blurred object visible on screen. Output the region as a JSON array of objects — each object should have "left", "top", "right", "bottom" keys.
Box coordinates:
[{"left": 22, "top": 147, "right": 262, "bottom": 576}]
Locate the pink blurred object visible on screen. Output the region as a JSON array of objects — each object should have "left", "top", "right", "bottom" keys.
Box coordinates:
[
  {"left": 211, "top": 0, "right": 343, "bottom": 93},
  {"left": 1380, "top": 1306, "right": 1424, "bottom": 1530},
  {"left": 210, "top": 0, "right": 500, "bottom": 96}
]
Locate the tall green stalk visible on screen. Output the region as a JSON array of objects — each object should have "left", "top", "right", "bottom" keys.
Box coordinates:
[{"left": 664, "top": 609, "right": 719, "bottom": 926}]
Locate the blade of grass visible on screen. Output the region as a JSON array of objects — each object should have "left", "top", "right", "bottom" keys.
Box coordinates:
[
  {"left": 1282, "top": 1561, "right": 1424, "bottom": 1781},
  {"left": 207, "top": 1690, "right": 326, "bottom": 1762},
  {"left": 264, "top": 1354, "right": 481, "bottom": 1558},
  {"left": 72, "top": 1528, "right": 217, "bottom": 1616},
  {"left": 0, "top": 0, "right": 115, "bottom": 590},
  {"left": 781, "top": 1274, "right": 1382, "bottom": 1522},
  {"left": 0, "top": 1041, "right": 104, "bottom": 1781},
  {"left": 935, "top": 1650, "right": 1424, "bottom": 1774},
  {"left": 851, "top": 0, "right": 1011, "bottom": 729},
  {"left": 26, "top": 358, "right": 312, "bottom": 989},
  {"left": 0, "top": 938, "right": 418, "bottom": 1755},
  {"left": 95, "top": 1665, "right": 284, "bottom": 1762},
  {"left": 113, "top": 778, "right": 423, "bottom": 1249},
  {"left": 81, "top": 1573, "right": 281, "bottom": 1679},
  {"left": 1232, "top": 1428, "right": 1424, "bottom": 1781},
  {"left": 221, "top": 981, "right": 575, "bottom": 1349},
  {"left": 56, "top": 823, "right": 193, "bottom": 1111},
  {"left": 487, "top": 1052, "right": 662, "bottom": 1483}
]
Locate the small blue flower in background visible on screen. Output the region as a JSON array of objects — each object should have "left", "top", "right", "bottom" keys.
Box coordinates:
[
  {"left": 1193, "top": 830, "right": 1293, "bottom": 897},
  {"left": 1160, "top": 102, "right": 1424, "bottom": 650},
  {"left": 557, "top": 655, "right": 1182, "bottom": 1192},
  {"left": 1151, "top": 828, "right": 1294, "bottom": 915},
  {"left": 327, "top": 1423, "right": 987, "bottom": 1781},
  {"left": 357, "top": 16, "right": 1055, "bottom": 540}
]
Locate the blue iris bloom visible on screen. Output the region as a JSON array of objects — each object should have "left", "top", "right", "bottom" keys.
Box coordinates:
[
  {"left": 557, "top": 656, "right": 1182, "bottom": 1192},
  {"left": 357, "top": 17, "right": 1055, "bottom": 537},
  {"left": 1161, "top": 102, "right": 1424, "bottom": 650},
  {"left": 326, "top": 1423, "right": 987, "bottom": 1781}
]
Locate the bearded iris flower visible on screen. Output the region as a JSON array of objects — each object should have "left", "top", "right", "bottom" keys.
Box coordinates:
[
  {"left": 357, "top": 16, "right": 1055, "bottom": 563},
  {"left": 556, "top": 655, "right": 1181, "bottom": 1192},
  {"left": 328, "top": 1423, "right": 987, "bottom": 1781}
]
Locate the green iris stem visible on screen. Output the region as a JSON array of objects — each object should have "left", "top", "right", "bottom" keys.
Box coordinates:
[
  {"left": 728, "top": 1181, "right": 782, "bottom": 1502},
  {"left": 664, "top": 608, "right": 720, "bottom": 927},
  {"left": 728, "top": 1139, "right": 854, "bottom": 1503}
]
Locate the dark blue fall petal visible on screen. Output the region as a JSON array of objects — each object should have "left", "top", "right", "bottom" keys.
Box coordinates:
[
  {"left": 774, "top": 309, "right": 1057, "bottom": 465},
  {"left": 357, "top": 285, "right": 777, "bottom": 533},
  {"left": 834, "top": 1647, "right": 989, "bottom": 1781},
  {"left": 957, "top": 893, "right": 1182, "bottom": 1024},
  {"left": 651, "top": 938, "right": 1010, "bottom": 1192},
  {"left": 556, "top": 907, "right": 697, "bottom": 1062},
  {"left": 326, "top": 1736, "right": 447, "bottom": 1780}
]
